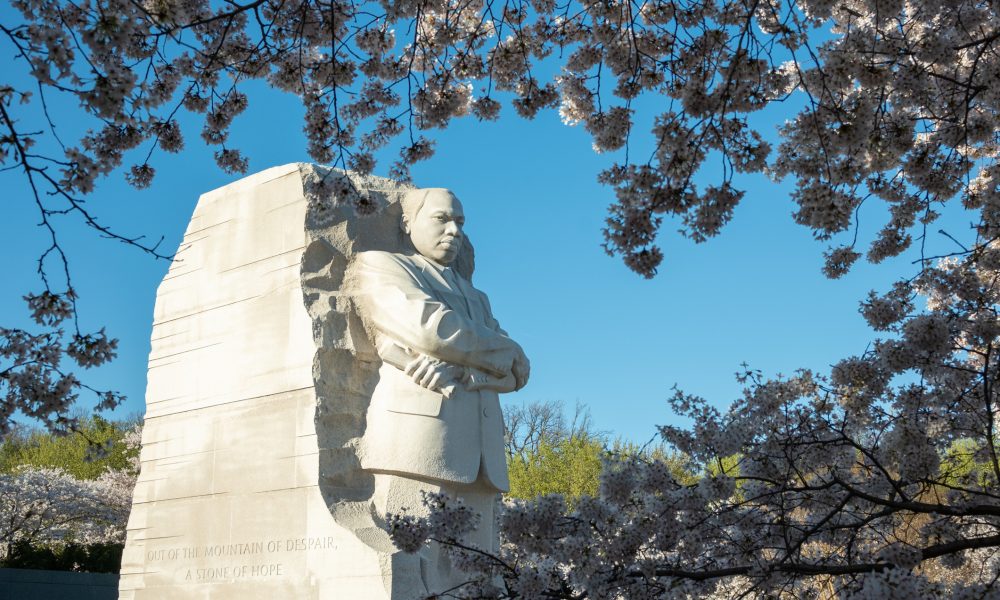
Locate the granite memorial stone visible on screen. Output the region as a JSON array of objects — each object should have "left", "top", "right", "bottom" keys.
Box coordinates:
[{"left": 118, "top": 164, "right": 529, "bottom": 599}]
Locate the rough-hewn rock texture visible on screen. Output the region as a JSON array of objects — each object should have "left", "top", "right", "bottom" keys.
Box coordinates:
[{"left": 119, "top": 164, "right": 466, "bottom": 599}]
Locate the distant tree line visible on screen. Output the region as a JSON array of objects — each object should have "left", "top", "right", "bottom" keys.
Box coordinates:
[
  {"left": 0, "top": 416, "right": 139, "bottom": 573},
  {"left": 503, "top": 399, "right": 698, "bottom": 502},
  {"left": 1, "top": 400, "right": 684, "bottom": 574}
]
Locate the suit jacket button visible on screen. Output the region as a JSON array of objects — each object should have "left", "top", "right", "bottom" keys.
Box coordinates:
[{"left": 482, "top": 407, "right": 489, "bottom": 417}]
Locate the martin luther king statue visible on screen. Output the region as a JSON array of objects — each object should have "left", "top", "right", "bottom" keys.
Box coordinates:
[
  {"left": 349, "top": 187, "right": 530, "bottom": 597},
  {"left": 119, "top": 165, "right": 528, "bottom": 600}
]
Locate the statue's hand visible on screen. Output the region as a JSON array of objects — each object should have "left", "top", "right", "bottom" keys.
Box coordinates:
[{"left": 404, "top": 355, "right": 463, "bottom": 392}]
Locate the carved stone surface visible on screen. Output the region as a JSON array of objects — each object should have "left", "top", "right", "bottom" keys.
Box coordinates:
[{"left": 120, "top": 164, "right": 527, "bottom": 599}]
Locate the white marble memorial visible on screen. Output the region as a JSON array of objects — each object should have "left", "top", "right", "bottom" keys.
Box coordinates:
[{"left": 119, "top": 164, "right": 529, "bottom": 599}]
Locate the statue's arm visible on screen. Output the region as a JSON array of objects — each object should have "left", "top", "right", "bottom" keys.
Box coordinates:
[
  {"left": 465, "top": 369, "right": 517, "bottom": 393},
  {"left": 379, "top": 339, "right": 515, "bottom": 394},
  {"left": 477, "top": 290, "right": 509, "bottom": 337},
  {"left": 473, "top": 288, "right": 529, "bottom": 391},
  {"left": 355, "top": 251, "right": 518, "bottom": 377}
]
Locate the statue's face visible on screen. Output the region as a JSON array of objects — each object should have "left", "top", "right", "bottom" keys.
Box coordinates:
[{"left": 405, "top": 190, "right": 465, "bottom": 265}]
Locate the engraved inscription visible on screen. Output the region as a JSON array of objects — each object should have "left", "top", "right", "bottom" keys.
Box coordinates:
[{"left": 143, "top": 536, "right": 337, "bottom": 582}]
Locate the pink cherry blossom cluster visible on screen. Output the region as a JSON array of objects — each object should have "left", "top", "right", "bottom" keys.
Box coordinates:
[
  {"left": 2, "top": 292, "right": 122, "bottom": 437},
  {"left": 3, "top": 0, "right": 995, "bottom": 430},
  {"left": 389, "top": 224, "right": 1000, "bottom": 596},
  {"left": 0, "top": 429, "right": 138, "bottom": 558},
  {"left": 0, "top": 423, "right": 139, "bottom": 558}
]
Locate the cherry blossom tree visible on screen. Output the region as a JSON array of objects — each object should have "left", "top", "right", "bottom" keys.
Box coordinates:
[
  {"left": 393, "top": 260, "right": 1000, "bottom": 595},
  {"left": 392, "top": 238, "right": 1000, "bottom": 592},
  {"left": 0, "top": 423, "right": 139, "bottom": 559},
  {"left": 0, "top": 466, "right": 128, "bottom": 559},
  {"left": 1, "top": 0, "right": 995, "bottom": 430}
]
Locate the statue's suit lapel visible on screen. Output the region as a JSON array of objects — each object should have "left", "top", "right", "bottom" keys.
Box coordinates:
[
  {"left": 410, "top": 254, "right": 478, "bottom": 321},
  {"left": 409, "top": 254, "right": 450, "bottom": 298},
  {"left": 450, "top": 273, "right": 487, "bottom": 325}
]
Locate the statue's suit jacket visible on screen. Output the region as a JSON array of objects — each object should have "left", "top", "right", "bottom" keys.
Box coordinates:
[{"left": 354, "top": 250, "right": 518, "bottom": 492}]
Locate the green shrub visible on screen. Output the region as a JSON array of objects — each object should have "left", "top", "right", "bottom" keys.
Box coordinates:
[
  {"left": 507, "top": 435, "right": 606, "bottom": 503},
  {"left": 0, "top": 416, "right": 139, "bottom": 480},
  {"left": 0, "top": 541, "right": 124, "bottom": 573}
]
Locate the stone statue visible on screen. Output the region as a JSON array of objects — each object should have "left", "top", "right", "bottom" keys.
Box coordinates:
[
  {"left": 119, "top": 165, "right": 523, "bottom": 599},
  {"left": 352, "top": 188, "right": 530, "bottom": 597}
]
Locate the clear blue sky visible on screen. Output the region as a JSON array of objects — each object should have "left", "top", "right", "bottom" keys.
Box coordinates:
[{"left": 1, "top": 73, "right": 975, "bottom": 443}]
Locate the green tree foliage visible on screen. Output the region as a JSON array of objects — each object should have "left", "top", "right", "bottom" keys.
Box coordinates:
[
  {"left": 507, "top": 434, "right": 605, "bottom": 502},
  {"left": 0, "top": 416, "right": 139, "bottom": 480},
  {"left": 939, "top": 438, "right": 996, "bottom": 488},
  {"left": 503, "top": 400, "right": 605, "bottom": 503},
  {"left": 504, "top": 400, "right": 700, "bottom": 502}
]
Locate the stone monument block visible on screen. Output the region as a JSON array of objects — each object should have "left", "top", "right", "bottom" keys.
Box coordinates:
[
  {"left": 120, "top": 163, "right": 528, "bottom": 599},
  {"left": 120, "top": 164, "right": 399, "bottom": 598}
]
